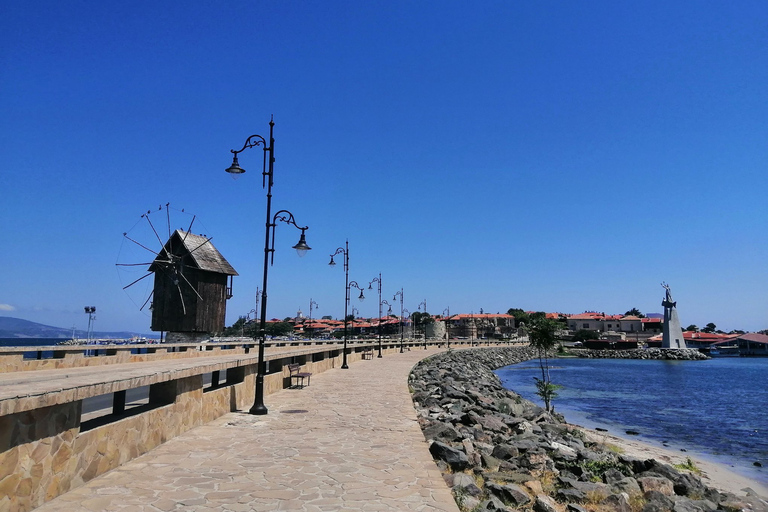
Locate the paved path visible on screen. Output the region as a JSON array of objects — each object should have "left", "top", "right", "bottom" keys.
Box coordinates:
[{"left": 36, "top": 347, "right": 460, "bottom": 512}]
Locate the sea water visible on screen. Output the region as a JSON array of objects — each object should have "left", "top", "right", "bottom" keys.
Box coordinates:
[{"left": 496, "top": 357, "right": 768, "bottom": 485}]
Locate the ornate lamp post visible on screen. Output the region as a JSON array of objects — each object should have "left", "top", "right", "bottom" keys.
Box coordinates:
[
  {"left": 442, "top": 307, "right": 451, "bottom": 348},
  {"left": 393, "top": 289, "right": 405, "bottom": 353},
  {"left": 379, "top": 299, "right": 392, "bottom": 357},
  {"left": 308, "top": 299, "right": 318, "bottom": 339},
  {"left": 418, "top": 299, "right": 428, "bottom": 349},
  {"left": 329, "top": 240, "right": 364, "bottom": 369},
  {"left": 368, "top": 273, "right": 387, "bottom": 358},
  {"left": 225, "top": 119, "right": 311, "bottom": 416}
]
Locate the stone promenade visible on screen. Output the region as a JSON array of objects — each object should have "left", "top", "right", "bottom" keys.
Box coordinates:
[{"left": 34, "top": 347, "right": 460, "bottom": 512}]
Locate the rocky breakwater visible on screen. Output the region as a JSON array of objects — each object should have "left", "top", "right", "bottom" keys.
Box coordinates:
[
  {"left": 410, "top": 347, "right": 766, "bottom": 512},
  {"left": 573, "top": 348, "right": 709, "bottom": 360}
]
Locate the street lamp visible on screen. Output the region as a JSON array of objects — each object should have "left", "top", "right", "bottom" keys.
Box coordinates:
[
  {"left": 329, "top": 240, "right": 365, "bottom": 369},
  {"left": 84, "top": 307, "right": 96, "bottom": 344},
  {"left": 368, "top": 273, "right": 386, "bottom": 358},
  {"left": 418, "top": 299, "right": 428, "bottom": 349},
  {"left": 393, "top": 289, "right": 404, "bottom": 353},
  {"left": 381, "top": 299, "right": 392, "bottom": 356},
  {"left": 225, "top": 119, "right": 311, "bottom": 416},
  {"left": 308, "top": 299, "right": 318, "bottom": 340},
  {"left": 443, "top": 307, "right": 451, "bottom": 348}
]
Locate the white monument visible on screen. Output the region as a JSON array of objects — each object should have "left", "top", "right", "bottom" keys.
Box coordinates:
[{"left": 661, "top": 282, "right": 686, "bottom": 349}]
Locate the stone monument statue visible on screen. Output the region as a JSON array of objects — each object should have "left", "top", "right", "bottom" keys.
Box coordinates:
[{"left": 661, "top": 282, "right": 686, "bottom": 349}]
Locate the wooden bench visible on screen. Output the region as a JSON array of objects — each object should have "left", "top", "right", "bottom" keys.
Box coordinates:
[
  {"left": 288, "top": 363, "right": 312, "bottom": 389},
  {"left": 362, "top": 347, "right": 374, "bottom": 360}
]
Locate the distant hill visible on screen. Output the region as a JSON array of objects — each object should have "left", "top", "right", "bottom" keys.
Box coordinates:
[{"left": 0, "top": 316, "right": 154, "bottom": 339}]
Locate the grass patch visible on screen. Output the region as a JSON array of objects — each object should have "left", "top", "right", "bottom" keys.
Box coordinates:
[{"left": 674, "top": 457, "right": 703, "bottom": 475}]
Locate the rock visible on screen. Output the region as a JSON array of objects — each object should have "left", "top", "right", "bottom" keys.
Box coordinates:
[
  {"left": 477, "top": 496, "right": 510, "bottom": 511},
  {"left": 480, "top": 471, "right": 533, "bottom": 484},
  {"left": 643, "top": 490, "right": 674, "bottom": 511},
  {"left": 428, "top": 441, "right": 469, "bottom": 470},
  {"left": 549, "top": 441, "right": 578, "bottom": 459},
  {"left": 604, "top": 492, "right": 631, "bottom": 512},
  {"left": 604, "top": 468, "right": 626, "bottom": 484},
  {"left": 557, "top": 488, "right": 585, "bottom": 502},
  {"left": 480, "top": 453, "right": 502, "bottom": 471},
  {"left": 611, "top": 477, "right": 642, "bottom": 496},
  {"left": 422, "top": 421, "right": 462, "bottom": 442},
  {"left": 452, "top": 473, "right": 482, "bottom": 497},
  {"left": 534, "top": 494, "right": 559, "bottom": 512},
  {"left": 491, "top": 444, "right": 519, "bottom": 460},
  {"left": 486, "top": 482, "right": 531, "bottom": 506},
  {"left": 566, "top": 504, "right": 589, "bottom": 512},
  {"left": 638, "top": 476, "right": 675, "bottom": 495},
  {"left": 673, "top": 472, "right": 707, "bottom": 497}
]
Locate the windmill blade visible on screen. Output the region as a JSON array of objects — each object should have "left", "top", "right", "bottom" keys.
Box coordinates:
[
  {"left": 186, "top": 237, "right": 213, "bottom": 256},
  {"left": 177, "top": 270, "right": 204, "bottom": 301},
  {"left": 177, "top": 284, "right": 187, "bottom": 315},
  {"left": 145, "top": 214, "right": 173, "bottom": 261},
  {"left": 140, "top": 290, "right": 154, "bottom": 311},
  {"left": 180, "top": 215, "right": 196, "bottom": 245},
  {"left": 166, "top": 203, "right": 172, "bottom": 253},
  {"left": 123, "top": 234, "right": 160, "bottom": 256},
  {"left": 123, "top": 272, "right": 153, "bottom": 290},
  {"left": 115, "top": 262, "right": 156, "bottom": 267}
]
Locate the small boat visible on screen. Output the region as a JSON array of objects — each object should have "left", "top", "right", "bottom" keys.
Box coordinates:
[{"left": 709, "top": 345, "right": 739, "bottom": 357}]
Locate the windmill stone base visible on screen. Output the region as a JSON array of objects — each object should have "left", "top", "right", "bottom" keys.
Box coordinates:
[{"left": 165, "top": 332, "right": 211, "bottom": 344}]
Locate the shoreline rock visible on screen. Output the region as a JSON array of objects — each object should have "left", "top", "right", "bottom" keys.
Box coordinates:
[
  {"left": 570, "top": 347, "right": 709, "bottom": 360},
  {"left": 409, "top": 347, "right": 766, "bottom": 512}
]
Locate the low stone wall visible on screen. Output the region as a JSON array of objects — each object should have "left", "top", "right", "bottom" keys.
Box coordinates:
[
  {"left": 410, "top": 347, "right": 764, "bottom": 512},
  {"left": 570, "top": 347, "right": 709, "bottom": 360}
]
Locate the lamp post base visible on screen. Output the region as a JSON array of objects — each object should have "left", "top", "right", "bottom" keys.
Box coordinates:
[{"left": 249, "top": 404, "right": 268, "bottom": 415}]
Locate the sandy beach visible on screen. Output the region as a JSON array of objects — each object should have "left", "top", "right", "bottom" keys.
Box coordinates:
[{"left": 576, "top": 424, "right": 768, "bottom": 499}]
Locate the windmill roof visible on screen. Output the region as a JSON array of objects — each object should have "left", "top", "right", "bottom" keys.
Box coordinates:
[{"left": 156, "top": 230, "right": 238, "bottom": 276}]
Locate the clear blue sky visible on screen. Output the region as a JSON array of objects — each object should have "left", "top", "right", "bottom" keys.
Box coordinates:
[{"left": 1, "top": 1, "right": 766, "bottom": 334}]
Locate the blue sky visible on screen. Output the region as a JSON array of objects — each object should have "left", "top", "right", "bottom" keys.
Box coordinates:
[{"left": 1, "top": 1, "right": 766, "bottom": 334}]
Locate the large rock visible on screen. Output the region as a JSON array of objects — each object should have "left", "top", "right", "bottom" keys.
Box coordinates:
[
  {"left": 486, "top": 482, "right": 531, "bottom": 506},
  {"left": 428, "top": 441, "right": 469, "bottom": 470}
]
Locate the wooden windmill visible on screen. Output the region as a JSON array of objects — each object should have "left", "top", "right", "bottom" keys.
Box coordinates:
[{"left": 117, "top": 205, "right": 238, "bottom": 341}]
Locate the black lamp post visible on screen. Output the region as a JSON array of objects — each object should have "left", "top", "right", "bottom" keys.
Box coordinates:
[
  {"left": 380, "top": 299, "right": 392, "bottom": 357},
  {"left": 443, "top": 307, "right": 451, "bottom": 348},
  {"left": 403, "top": 308, "right": 411, "bottom": 348},
  {"left": 225, "top": 119, "right": 311, "bottom": 416},
  {"left": 329, "top": 240, "right": 364, "bottom": 369},
  {"left": 418, "top": 299, "right": 428, "bottom": 349},
  {"left": 308, "top": 299, "right": 318, "bottom": 339},
  {"left": 368, "top": 273, "right": 386, "bottom": 358},
  {"left": 393, "top": 289, "right": 404, "bottom": 353}
]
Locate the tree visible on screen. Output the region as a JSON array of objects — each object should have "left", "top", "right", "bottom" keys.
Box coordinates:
[
  {"left": 507, "top": 308, "right": 529, "bottom": 328},
  {"left": 527, "top": 318, "right": 562, "bottom": 413},
  {"left": 572, "top": 329, "right": 600, "bottom": 343},
  {"left": 624, "top": 308, "right": 645, "bottom": 318},
  {"left": 685, "top": 324, "right": 699, "bottom": 332},
  {"left": 702, "top": 323, "right": 717, "bottom": 334},
  {"left": 265, "top": 321, "right": 294, "bottom": 337},
  {"left": 411, "top": 312, "right": 433, "bottom": 338}
]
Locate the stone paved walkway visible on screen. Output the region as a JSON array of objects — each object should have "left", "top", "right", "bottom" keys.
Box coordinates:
[{"left": 36, "top": 348, "right": 460, "bottom": 512}]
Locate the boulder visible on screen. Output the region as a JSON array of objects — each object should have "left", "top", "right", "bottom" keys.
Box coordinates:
[
  {"left": 428, "top": 441, "right": 469, "bottom": 470},
  {"left": 534, "top": 494, "right": 559, "bottom": 512},
  {"left": 486, "top": 482, "right": 531, "bottom": 507},
  {"left": 638, "top": 476, "right": 675, "bottom": 496}
]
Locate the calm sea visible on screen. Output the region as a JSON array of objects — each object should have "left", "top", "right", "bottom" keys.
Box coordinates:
[
  {"left": 496, "top": 357, "right": 768, "bottom": 486},
  {"left": 0, "top": 338, "right": 72, "bottom": 347}
]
